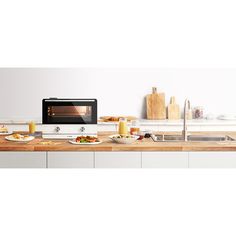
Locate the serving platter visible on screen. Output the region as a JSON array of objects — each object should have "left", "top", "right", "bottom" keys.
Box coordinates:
[
  {"left": 0, "top": 131, "right": 12, "bottom": 136},
  {"left": 69, "top": 140, "right": 102, "bottom": 145},
  {"left": 5, "top": 135, "right": 35, "bottom": 142},
  {"left": 100, "top": 116, "right": 137, "bottom": 122}
]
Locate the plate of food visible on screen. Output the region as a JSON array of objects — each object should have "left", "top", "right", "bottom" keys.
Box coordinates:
[
  {"left": 100, "top": 116, "right": 137, "bottom": 122},
  {"left": 109, "top": 135, "right": 139, "bottom": 144},
  {"left": 0, "top": 125, "right": 12, "bottom": 135},
  {"left": 69, "top": 136, "right": 102, "bottom": 145},
  {"left": 5, "top": 133, "right": 35, "bottom": 142}
]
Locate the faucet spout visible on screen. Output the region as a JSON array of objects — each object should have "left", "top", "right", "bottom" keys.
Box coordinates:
[{"left": 183, "top": 99, "right": 191, "bottom": 141}]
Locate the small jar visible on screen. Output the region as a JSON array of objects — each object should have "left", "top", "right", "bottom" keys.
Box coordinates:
[
  {"left": 193, "top": 107, "right": 204, "bottom": 119},
  {"left": 130, "top": 120, "right": 140, "bottom": 135}
]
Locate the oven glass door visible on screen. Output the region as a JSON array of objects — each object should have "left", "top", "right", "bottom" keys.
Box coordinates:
[{"left": 43, "top": 99, "right": 97, "bottom": 124}]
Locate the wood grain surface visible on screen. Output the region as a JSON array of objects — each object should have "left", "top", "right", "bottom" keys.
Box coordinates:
[
  {"left": 1, "top": 131, "right": 236, "bottom": 151},
  {"left": 167, "top": 96, "right": 181, "bottom": 120},
  {"left": 146, "top": 87, "right": 166, "bottom": 120}
]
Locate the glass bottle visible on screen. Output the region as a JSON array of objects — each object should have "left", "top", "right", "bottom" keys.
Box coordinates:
[
  {"left": 130, "top": 120, "right": 140, "bottom": 135},
  {"left": 193, "top": 107, "right": 204, "bottom": 119}
]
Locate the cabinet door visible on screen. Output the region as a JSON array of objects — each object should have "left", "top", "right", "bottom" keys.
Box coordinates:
[
  {"left": 189, "top": 152, "right": 236, "bottom": 168},
  {"left": 0, "top": 152, "right": 46, "bottom": 168},
  {"left": 48, "top": 152, "right": 94, "bottom": 168},
  {"left": 95, "top": 152, "right": 141, "bottom": 168},
  {"left": 142, "top": 152, "right": 189, "bottom": 168}
]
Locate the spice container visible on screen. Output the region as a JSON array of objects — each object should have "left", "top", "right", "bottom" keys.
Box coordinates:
[
  {"left": 193, "top": 107, "right": 204, "bottom": 119},
  {"left": 130, "top": 120, "right": 140, "bottom": 135}
]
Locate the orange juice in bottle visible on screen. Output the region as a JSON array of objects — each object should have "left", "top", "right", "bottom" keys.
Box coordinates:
[{"left": 118, "top": 118, "right": 128, "bottom": 136}]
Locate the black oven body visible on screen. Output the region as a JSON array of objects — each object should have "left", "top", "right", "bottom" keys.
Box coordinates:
[{"left": 42, "top": 99, "right": 97, "bottom": 125}]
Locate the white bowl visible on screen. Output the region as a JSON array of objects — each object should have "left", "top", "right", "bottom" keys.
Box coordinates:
[{"left": 109, "top": 135, "right": 139, "bottom": 144}]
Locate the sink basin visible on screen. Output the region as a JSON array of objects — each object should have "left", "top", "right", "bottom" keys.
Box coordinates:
[
  {"left": 154, "top": 135, "right": 184, "bottom": 141},
  {"left": 188, "top": 135, "right": 235, "bottom": 142},
  {"left": 152, "top": 134, "right": 235, "bottom": 142}
]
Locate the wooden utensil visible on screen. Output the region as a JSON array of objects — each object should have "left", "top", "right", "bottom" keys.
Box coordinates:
[
  {"left": 167, "top": 96, "right": 181, "bottom": 120},
  {"left": 146, "top": 87, "right": 166, "bottom": 120}
]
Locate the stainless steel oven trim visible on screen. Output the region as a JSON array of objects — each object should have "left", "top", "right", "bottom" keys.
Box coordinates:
[{"left": 44, "top": 99, "right": 96, "bottom": 102}]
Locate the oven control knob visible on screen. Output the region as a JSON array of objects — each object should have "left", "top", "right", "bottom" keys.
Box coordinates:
[
  {"left": 80, "top": 127, "right": 85, "bottom": 132},
  {"left": 55, "top": 126, "right": 60, "bottom": 133}
]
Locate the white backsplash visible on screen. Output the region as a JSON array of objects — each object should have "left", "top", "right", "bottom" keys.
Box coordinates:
[{"left": 1, "top": 68, "right": 236, "bottom": 119}]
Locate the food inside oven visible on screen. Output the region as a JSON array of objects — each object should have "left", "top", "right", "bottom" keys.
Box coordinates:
[
  {"left": 48, "top": 106, "right": 92, "bottom": 118},
  {"left": 43, "top": 98, "right": 97, "bottom": 125}
]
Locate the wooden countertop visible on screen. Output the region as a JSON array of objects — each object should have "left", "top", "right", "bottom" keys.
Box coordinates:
[{"left": 1, "top": 132, "right": 236, "bottom": 152}]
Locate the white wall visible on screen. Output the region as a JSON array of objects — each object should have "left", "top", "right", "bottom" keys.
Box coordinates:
[{"left": 1, "top": 68, "right": 236, "bottom": 120}]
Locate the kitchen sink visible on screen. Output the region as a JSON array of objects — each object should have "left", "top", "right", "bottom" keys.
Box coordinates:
[
  {"left": 188, "top": 135, "right": 235, "bottom": 142},
  {"left": 152, "top": 134, "right": 235, "bottom": 142}
]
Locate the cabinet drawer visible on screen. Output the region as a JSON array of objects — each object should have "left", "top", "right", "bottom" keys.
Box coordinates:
[
  {"left": 189, "top": 152, "right": 236, "bottom": 168},
  {"left": 0, "top": 152, "right": 46, "bottom": 168},
  {"left": 142, "top": 152, "right": 189, "bottom": 168},
  {"left": 95, "top": 152, "right": 141, "bottom": 168},
  {"left": 48, "top": 152, "right": 94, "bottom": 168}
]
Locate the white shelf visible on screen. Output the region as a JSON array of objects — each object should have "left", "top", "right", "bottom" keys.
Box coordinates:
[{"left": 1, "top": 118, "right": 236, "bottom": 126}]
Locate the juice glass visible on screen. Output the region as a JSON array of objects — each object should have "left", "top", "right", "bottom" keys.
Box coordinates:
[
  {"left": 118, "top": 118, "right": 128, "bottom": 136},
  {"left": 29, "top": 121, "right": 36, "bottom": 134}
]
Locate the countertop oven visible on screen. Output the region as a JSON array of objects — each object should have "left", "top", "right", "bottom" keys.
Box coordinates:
[{"left": 42, "top": 98, "right": 97, "bottom": 139}]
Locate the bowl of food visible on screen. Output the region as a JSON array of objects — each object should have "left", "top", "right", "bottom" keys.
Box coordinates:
[{"left": 109, "top": 135, "right": 139, "bottom": 144}]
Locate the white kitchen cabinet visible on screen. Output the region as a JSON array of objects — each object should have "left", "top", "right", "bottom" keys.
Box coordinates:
[
  {"left": 0, "top": 152, "right": 46, "bottom": 168},
  {"left": 142, "top": 152, "right": 189, "bottom": 168},
  {"left": 95, "top": 152, "right": 141, "bottom": 168},
  {"left": 189, "top": 152, "right": 236, "bottom": 168},
  {"left": 48, "top": 152, "right": 94, "bottom": 168}
]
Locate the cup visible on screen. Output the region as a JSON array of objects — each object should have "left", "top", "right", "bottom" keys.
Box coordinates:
[{"left": 29, "top": 121, "right": 36, "bottom": 134}]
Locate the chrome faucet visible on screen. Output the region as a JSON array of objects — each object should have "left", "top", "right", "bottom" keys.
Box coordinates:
[{"left": 182, "top": 99, "right": 191, "bottom": 141}]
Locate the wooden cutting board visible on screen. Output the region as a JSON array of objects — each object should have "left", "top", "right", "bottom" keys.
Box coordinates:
[
  {"left": 146, "top": 87, "right": 166, "bottom": 120},
  {"left": 167, "top": 96, "right": 181, "bottom": 120}
]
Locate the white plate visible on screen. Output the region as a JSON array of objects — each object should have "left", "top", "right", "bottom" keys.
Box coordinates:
[
  {"left": 69, "top": 140, "right": 102, "bottom": 145},
  {"left": 0, "top": 131, "right": 12, "bottom": 136},
  {"left": 5, "top": 135, "right": 35, "bottom": 142}
]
